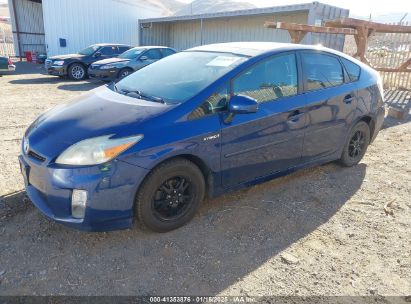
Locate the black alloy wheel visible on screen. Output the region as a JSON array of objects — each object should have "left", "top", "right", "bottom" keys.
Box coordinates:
[
  {"left": 340, "top": 121, "right": 370, "bottom": 167},
  {"left": 135, "top": 158, "right": 205, "bottom": 232}
]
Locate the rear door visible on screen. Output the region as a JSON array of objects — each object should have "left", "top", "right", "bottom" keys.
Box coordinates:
[
  {"left": 99, "top": 46, "right": 118, "bottom": 59},
  {"left": 160, "top": 48, "right": 177, "bottom": 58},
  {"left": 299, "top": 51, "right": 358, "bottom": 161},
  {"left": 220, "top": 52, "right": 307, "bottom": 188},
  {"left": 118, "top": 46, "right": 130, "bottom": 55}
]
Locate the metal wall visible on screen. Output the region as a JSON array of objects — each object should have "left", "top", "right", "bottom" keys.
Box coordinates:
[
  {"left": 141, "top": 12, "right": 309, "bottom": 51},
  {"left": 140, "top": 2, "right": 349, "bottom": 52},
  {"left": 42, "top": 0, "right": 165, "bottom": 56},
  {"left": 9, "top": 0, "right": 45, "bottom": 56},
  {"left": 307, "top": 2, "right": 349, "bottom": 51}
]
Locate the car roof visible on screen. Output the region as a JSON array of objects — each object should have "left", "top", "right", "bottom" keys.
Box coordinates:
[
  {"left": 130, "top": 46, "right": 173, "bottom": 50},
  {"left": 93, "top": 43, "right": 132, "bottom": 47},
  {"left": 187, "top": 42, "right": 345, "bottom": 57}
]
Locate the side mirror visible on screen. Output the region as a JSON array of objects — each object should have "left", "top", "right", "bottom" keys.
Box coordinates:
[
  {"left": 229, "top": 95, "right": 258, "bottom": 114},
  {"left": 140, "top": 55, "right": 148, "bottom": 61},
  {"left": 94, "top": 51, "right": 101, "bottom": 58},
  {"left": 224, "top": 95, "right": 258, "bottom": 124}
]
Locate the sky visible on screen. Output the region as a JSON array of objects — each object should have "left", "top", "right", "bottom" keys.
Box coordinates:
[
  {"left": 1, "top": 0, "right": 410, "bottom": 19},
  {"left": 180, "top": 0, "right": 411, "bottom": 19}
]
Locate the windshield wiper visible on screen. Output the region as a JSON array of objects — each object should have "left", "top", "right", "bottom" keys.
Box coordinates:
[
  {"left": 138, "top": 92, "right": 166, "bottom": 104},
  {"left": 115, "top": 87, "right": 166, "bottom": 104}
]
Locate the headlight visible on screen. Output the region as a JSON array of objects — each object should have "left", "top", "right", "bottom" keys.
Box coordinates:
[
  {"left": 55, "top": 134, "right": 143, "bottom": 166},
  {"left": 100, "top": 64, "right": 115, "bottom": 70},
  {"left": 53, "top": 60, "right": 65, "bottom": 66}
]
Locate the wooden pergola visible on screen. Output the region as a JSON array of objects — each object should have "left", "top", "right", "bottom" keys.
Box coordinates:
[{"left": 264, "top": 18, "right": 411, "bottom": 73}]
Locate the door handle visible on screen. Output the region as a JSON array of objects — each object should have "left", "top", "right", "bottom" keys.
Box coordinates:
[
  {"left": 287, "top": 110, "right": 304, "bottom": 123},
  {"left": 344, "top": 94, "right": 354, "bottom": 104}
]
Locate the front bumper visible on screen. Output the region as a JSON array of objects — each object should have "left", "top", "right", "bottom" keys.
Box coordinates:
[
  {"left": 18, "top": 154, "right": 149, "bottom": 231},
  {"left": 88, "top": 68, "right": 119, "bottom": 81},
  {"left": 46, "top": 65, "right": 68, "bottom": 76}
]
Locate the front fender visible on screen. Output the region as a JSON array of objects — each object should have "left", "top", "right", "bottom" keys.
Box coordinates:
[{"left": 121, "top": 137, "right": 218, "bottom": 173}]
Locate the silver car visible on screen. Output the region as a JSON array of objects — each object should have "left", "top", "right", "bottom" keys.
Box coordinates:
[{"left": 88, "top": 46, "right": 177, "bottom": 81}]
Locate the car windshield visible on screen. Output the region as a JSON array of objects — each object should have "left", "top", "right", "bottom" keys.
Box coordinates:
[
  {"left": 119, "top": 48, "right": 145, "bottom": 59},
  {"left": 79, "top": 45, "right": 100, "bottom": 56},
  {"left": 115, "top": 51, "right": 248, "bottom": 104}
]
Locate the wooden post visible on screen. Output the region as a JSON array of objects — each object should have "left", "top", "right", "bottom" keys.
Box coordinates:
[
  {"left": 353, "top": 26, "right": 370, "bottom": 64},
  {"left": 288, "top": 30, "right": 307, "bottom": 43}
]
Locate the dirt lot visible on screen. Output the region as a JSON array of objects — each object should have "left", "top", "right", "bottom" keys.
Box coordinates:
[{"left": 0, "top": 63, "right": 410, "bottom": 296}]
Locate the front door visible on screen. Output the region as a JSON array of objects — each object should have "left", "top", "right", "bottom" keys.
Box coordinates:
[
  {"left": 220, "top": 53, "right": 307, "bottom": 188},
  {"left": 140, "top": 49, "right": 162, "bottom": 68}
]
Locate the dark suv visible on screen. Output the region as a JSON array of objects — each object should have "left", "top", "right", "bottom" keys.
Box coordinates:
[{"left": 45, "top": 44, "right": 131, "bottom": 80}]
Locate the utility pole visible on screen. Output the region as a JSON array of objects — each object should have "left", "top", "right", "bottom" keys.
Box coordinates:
[{"left": 399, "top": 13, "right": 408, "bottom": 24}]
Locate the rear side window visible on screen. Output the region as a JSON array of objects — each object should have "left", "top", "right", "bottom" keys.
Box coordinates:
[
  {"left": 233, "top": 53, "right": 298, "bottom": 103},
  {"left": 161, "top": 48, "right": 176, "bottom": 57},
  {"left": 301, "top": 52, "right": 344, "bottom": 91},
  {"left": 100, "top": 46, "right": 117, "bottom": 56},
  {"left": 341, "top": 57, "right": 361, "bottom": 82},
  {"left": 144, "top": 49, "right": 162, "bottom": 60},
  {"left": 118, "top": 46, "right": 130, "bottom": 54}
]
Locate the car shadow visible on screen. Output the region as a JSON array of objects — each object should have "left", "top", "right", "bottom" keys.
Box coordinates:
[
  {"left": 8, "top": 77, "right": 101, "bottom": 91},
  {"left": 8, "top": 77, "right": 63, "bottom": 85},
  {"left": 0, "top": 162, "right": 366, "bottom": 295},
  {"left": 7, "top": 61, "right": 45, "bottom": 75},
  {"left": 57, "top": 81, "right": 102, "bottom": 92}
]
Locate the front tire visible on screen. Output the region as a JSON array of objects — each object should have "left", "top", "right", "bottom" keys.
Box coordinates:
[
  {"left": 68, "top": 63, "right": 86, "bottom": 81},
  {"left": 135, "top": 158, "right": 205, "bottom": 232},
  {"left": 118, "top": 68, "right": 133, "bottom": 79},
  {"left": 339, "top": 121, "right": 370, "bottom": 167}
]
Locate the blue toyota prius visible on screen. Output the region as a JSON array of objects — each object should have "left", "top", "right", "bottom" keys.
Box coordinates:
[{"left": 19, "top": 42, "right": 385, "bottom": 232}]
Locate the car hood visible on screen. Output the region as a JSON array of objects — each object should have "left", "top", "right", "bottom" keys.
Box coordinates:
[
  {"left": 25, "top": 86, "right": 171, "bottom": 160},
  {"left": 93, "top": 58, "right": 130, "bottom": 65},
  {"left": 50, "top": 54, "right": 85, "bottom": 60}
]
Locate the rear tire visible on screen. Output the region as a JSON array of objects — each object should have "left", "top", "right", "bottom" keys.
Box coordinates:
[
  {"left": 135, "top": 158, "right": 205, "bottom": 232},
  {"left": 339, "top": 121, "right": 370, "bottom": 167},
  {"left": 68, "top": 63, "right": 86, "bottom": 81}
]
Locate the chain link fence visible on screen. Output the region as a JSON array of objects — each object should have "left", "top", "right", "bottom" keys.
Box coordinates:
[
  {"left": 0, "top": 21, "right": 15, "bottom": 57},
  {"left": 344, "top": 21, "right": 411, "bottom": 90}
]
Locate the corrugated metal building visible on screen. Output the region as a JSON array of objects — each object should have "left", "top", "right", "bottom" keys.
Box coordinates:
[
  {"left": 9, "top": 0, "right": 168, "bottom": 56},
  {"left": 8, "top": 0, "right": 45, "bottom": 55},
  {"left": 139, "top": 2, "right": 349, "bottom": 51}
]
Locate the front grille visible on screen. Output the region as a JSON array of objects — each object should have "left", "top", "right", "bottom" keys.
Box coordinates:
[{"left": 28, "top": 150, "right": 46, "bottom": 162}]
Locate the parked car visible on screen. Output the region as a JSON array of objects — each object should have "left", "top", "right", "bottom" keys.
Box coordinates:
[
  {"left": 45, "top": 44, "right": 131, "bottom": 80},
  {"left": 20, "top": 42, "right": 385, "bottom": 232},
  {"left": 89, "top": 46, "right": 177, "bottom": 81},
  {"left": 36, "top": 53, "right": 48, "bottom": 64},
  {"left": 0, "top": 56, "right": 15, "bottom": 74}
]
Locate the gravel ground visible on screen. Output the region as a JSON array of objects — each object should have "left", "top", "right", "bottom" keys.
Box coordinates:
[{"left": 0, "top": 63, "right": 410, "bottom": 296}]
